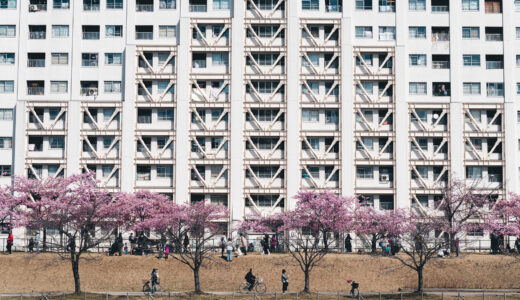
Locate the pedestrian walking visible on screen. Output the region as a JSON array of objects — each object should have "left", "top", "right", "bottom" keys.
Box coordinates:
[
  {"left": 150, "top": 268, "right": 159, "bottom": 294},
  {"left": 262, "top": 234, "right": 270, "bottom": 255},
  {"left": 164, "top": 245, "right": 169, "bottom": 260},
  {"left": 6, "top": 230, "right": 13, "bottom": 254},
  {"left": 345, "top": 234, "right": 352, "bottom": 253},
  {"left": 129, "top": 233, "right": 136, "bottom": 254},
  {"left": 226, "top": 238, "right": 234, "bottom": 262},
  {"left": 117, "top": 233, "right": 123, "bottom": 256},
  {"left": 34, "top": 232, "right": 40, "bottom": 254},
  {"left": 220, "top": 236, "right": 226, "bottom": 258},
  {"left": 455, "top": 237, "right": 460, "bottom": 257},
  {"left": 240, "top": 234, "right": 248, "bottom": 256},
  {"left": 281, "top": 269, "right": 289, "bottom": 293},
  {"left": 271, "top": 235, "right": 277, "bottom": 253},
  {"left": 28, "top": 238, "right": 34, "bottom": 253}
]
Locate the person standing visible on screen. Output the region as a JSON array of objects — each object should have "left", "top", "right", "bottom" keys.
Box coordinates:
[
  {"left": 117, "top": 233, "right": 123, "bottom": 256},
  {"left": 281, "top": 269, "right": 289, "bottom": 293},
  {"left": 150, "top": 268, "right": 159, "bottom": 294},
  {"left": 6, "top": 230, "right": 13, "bottom": 254},
  {"left": 455, "top": 238, "right": 460, "bottom": 257},
  {"left": 240, "top": 234, "right": 248, "bottom": 256},
  {"left": 34, "top": 232, "right": 40, "bottom": 254},
  {"left": 164, "top": 245, "right": 169, "bottom": 260},
  {"left": 226, "top": 238, "right": 234, "bottom": 262},
  {"left": 271, "top": 235, "right": 277, "bottom": 253},
  {"left": 345, "top": 234, "right": 352, "bottom": 253},
  {"left": 262, "top": 234, "right": 270, "bottom": 255},
  {"left": 28, "top": 238, "right": 34, "bottom": 253},
  {"left": 129, "top": 233, "right": 136, "bottom": 254},
  {"left": 183, "top": 233, "right": 190, "bottom": 252},
  {"left": 220, "top": 236, "right": 226, "bottom": 258}
]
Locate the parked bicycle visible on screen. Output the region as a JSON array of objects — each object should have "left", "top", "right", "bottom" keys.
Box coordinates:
[{"left": 237, "top": 277, "right": 266, "bottom": 294}]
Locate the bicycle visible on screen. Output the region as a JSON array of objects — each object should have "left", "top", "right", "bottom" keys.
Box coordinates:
[
  {"left": 237, "top": 277, "right": 266, "bottom": 294},
  {"left": 142, "top": 280, "right": 161, "bottom": 293}
]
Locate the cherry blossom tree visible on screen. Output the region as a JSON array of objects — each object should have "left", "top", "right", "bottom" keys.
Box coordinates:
[
  {"left": 14, "top": 173, "right": 127, "bottom": 294},
  {"left": 0, "top": 185, "right": 22, "bottom": 225},
  {"left": 483, "top": 194, "right": 520, "bottom": 236},
  {"left": 137, "top": 201, "right": 228, "bottom": 293},
  {"left": 353, "top": 204, "right": 411, "bottom": 253}
]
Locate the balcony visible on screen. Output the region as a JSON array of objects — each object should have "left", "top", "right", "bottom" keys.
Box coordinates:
[
  {"left": 136, "top": 26, "right": 153, "bottom": 40},
  {"left": 29, "top": 26, "right": 46, "bottom": 39},
  {"left": 53, "top": 0, "right": 70, "bottom": 9},
  {"left": 80, "top": 82, "right": 98, "bottom": 96},
  {"left": 485, "top": 27, "right": 503, "bottom": 41},
  {"left": 486, "top": 60, "right": 503, "bottom": 69},
  {"left": 302, "top": 3, "right": 319, "bottom": 10},
  {"left": 136, "top": 0, "right": 154, "bottom": 12},
  {"left": 83, "top": 3, "right": 100, "bottom": 10},
  {"left": 432, "top": 83, "right": 450, "bottom": 96},
  {"left": 431, "top": 55, "right": 450, "bottom": 69},
  {"left": 28, "top": 59, "right": 45, "bottom": 68},
  {"left": 432, "top": 32, "right": 449, "bottom": 41},
  {"left": 190, "top": 4, "right": 206, "bottom": 11},
  {"left": 431, "top": 0, "right": 449, "bottom": 11},
  {"left": 82, "top": 32, "right": 99, "bottom": 40},
  {"left": 29, "top": 3, "right": 47, "bottom": 12},
  {"left": 326, "top": 4, "right": 341, "bottom": 11},
  {"left": 485, "top": 0, "right": 501, "bottom": 13},
  {"left": 27, "top": 81, "right": 45, "bottom": 95},
  {"left": 379, "top": 4, "right": 395, "bottom": 11}
]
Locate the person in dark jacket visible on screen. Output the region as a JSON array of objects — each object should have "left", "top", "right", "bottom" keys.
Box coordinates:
[
  {"left": 262, "top": 234, "right": 270, "bottom": 255},
  {"left": 117, "top": 233, "right": 123, "bottom": 256},
  {"left": 245, "top": 268, "right": 256, "bottom": 291},
  {"left": 183, "top": 233, "right": 189, "bottom": 252},
  {"left": 281, "top": 269, "right": 289, "bottom": 293},
  {"left": 345, "top": 234, "right": 352, "bottom": 253}
]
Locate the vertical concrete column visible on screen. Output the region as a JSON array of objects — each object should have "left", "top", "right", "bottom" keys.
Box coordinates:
[
  {"left": 286, "top": 0, "right": 300, "bottom": 209},
  {"left": 394, "top": 0, "right": 409, "bottom": 209},
  {"left": 341, "top": 11, "right": 354, "bottom": 197},
  {"left": 13, "top": 100, "right": 26, "bottom": 177},
  {"left": 175, "top": 2, "right": 191, "bottom": 203},
  {"left": 65, "top": 101, "right": 80, "bottom": 175},
  {"left": 120, "top": 44, "right": 136, "bottom": 191},
  {"left": 230, "top": 0, "right": 245, "bottom": 225}
]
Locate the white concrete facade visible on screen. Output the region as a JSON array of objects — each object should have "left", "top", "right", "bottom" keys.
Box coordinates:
[{"left": 1, "top": 0, "right": 520, "bottom": 231}]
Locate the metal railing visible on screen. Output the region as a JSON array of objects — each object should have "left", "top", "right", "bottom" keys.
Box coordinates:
[
  {"left": 29, "top": 32, "right": 46, "bottom": 39},
  {"left": 432, "top": 33, "right": 449, "bottom": 41},
  {"left": 159, "top": 2, "right": 176, "bottom": 9},
  {"left": 409, "top": 3, "right": 426, "bottom": 10},
  {"left": 487, "top": 88, "right": 504, "bottom": 97},
  {"left": 28, "top": 59, "right": 45, "bottom": 67},
  {"left": 432, "top": 61, "right": 450, "bottom": 69},
  {"left": 379, "top": 32, "right": 395, "bottom": 40},
  {"left": 326, "top": 4, "right": 341, "bottom": 11},
  {"left": 83, "top": 4, "right": 100, "bottom": 11},
  {"left": 486, "top": 33, "right": 503, "bottom": 41},
  {"left": 53, "top": 2, "right": 70, "bottom": 9},
  {"left": 106, "top": 2, "right": 123, "bottom": 9},
  {"left": 486, "top": 61, "right": 503, "bottom": 69},
  {"left": 80, "top": 87, "right": 99, "bottom": 96},
  {"left": 431, "top": 5, "right": 449, "bottom": 11},
  {"left": 189, "top": 4, "right": 207, "bottom": 12},
  {"left": 28, "top": 3, "right": 47, "bottom": 11},
  {"left": 379, "top": 5, "right": 395, "bottom": 12},
  {"left": 136, "top": 4, "right": 154, "bottom": 11},
  {"left": 136, "top": 32, "right": 153, "bottom": 40},
  {"left": 82, "top": 59, "right": 98, "bottom": 67},
  {"left": 356, "top": 5, "right": 372, "bottom": 10},
  {"left": 302, "top": 3, "right": 320, "bottom": 10},
  {"left": 83, "top": 32, "right": 100, "bottom": 40},
  {"left": 27, "top": 87, "right": 45, "bottom": 95}
]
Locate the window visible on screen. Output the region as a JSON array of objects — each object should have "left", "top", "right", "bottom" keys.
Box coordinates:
[
  {"left": 105, "top": 53, "right": 122, "bottom": 65},
  {"left": 517, "top": 83, "right": 520, "bottom": 95},
  {"left": 409, "top": 54, "right": 426, "bottom": 66},
  {"left": 158, "top": 109, "right": 174, "bottom": 121},
  {"left": 53, "top": 0, "right": 70, "bottom": 9},
  {"left": 135, "top": 25, "right": 153, "bottom": 40},
  {"left": 51, "top": 53, "right": 68, "bottom": 65},
  {"left": 409, "top": 82, "right": 427, "bottom": 95},
  {"left": 0, "top": 0, "right": 16, "bottom": 9},
  {"left": 0, "top": 165, "right": 11, "bottom": 176},
  {"left": 356, "top": 54, "right": 373, "bottom": 66},
  {"left": 0, "top": 53, "right": 15, "bottom": 65},
  {"left": 82, "top": 53, "right": 98, "bottom": 67},
  {"left": 355, "top": 0, "right": 372, "bottom": 9},
  {"left": 409, "top": 27, "right": 426, "bottom": 39},
  {"left": 0, "top": 81, "right": 14, "bottom": 93},
  {"left": 379, "top": 26, "right": 396, "bottom": 40},
  {"left": 517, "top": 55, "right": 520, "bottom": 67},
  {"left": 213, "top": 0, "right": 229, "bottom": 9},
  {"left": 136, "top": 165, "right": 151, "bottom": 181},
  {"left": 518, "top": 111, "right": 520, "bottom": 123},
  {"left": 0, "top": 25, "right": 16, "bottom": 37},
  {"left": 106, "top": 25, "right": 123, "bottom": 37},
  {"left": 104, "top": 81, "right": 121, "bottom": 93},
  {"left": 517, "top": 27, "right": 520, "bottom": 39},
  {"left": 0, "top": 137, "right": 11, "bottom": 149},
  {"left": 516, "top": 0, "right": 520, "bottom": 11},
  {"left": 50, "top": 81, "right": 68, "bottom": 94},
  {"left": 159, "top": 0, "right": 176, "bottom": 9},
  {"left": 49, "top": 137, "right": 65, "bottom": 149},
  {"left": 302, "top": 0, "right": 319, "bottom": 10},
  {"left": 462, "top": 0, "right": 479, "bottom": 10},
  {"left": 212, "top": 53, "right": 228, "bottom": 66},
  {"left": 463, "top": 54, "right": 480, "bottom": 66},
  {"left": 302, "top": 110, "right": 319, "bottom": 122},
  {"left": 83, "top": 0, "right": 100, "bottom": 10},
  {"left": 355, "top": 26, "right": 373, "bottom": 38},
  {"left": 192, "top": 53, "right": 206, "bottom": 68},
  {"left": 106, "top": 0, "right": 123, "bottom": 9},
  {"left": 157, "top": 81, "right": 174, "bottom": 94},
  {"left": 379, "top": 0, "right": 395, "bottom": 11},
  {"left": 487, "top": 82, "right": 504, "bottom": 96},
  {"left": 52, "top": 25, "right": 69, "bottom": 38},
  {"left": 409, "top": 0, "right": 425, "bottom": 10},
  {"left": 157, "top": 166, "right": 173, "bottom": 178},
  {"left": 303, "top": 54, "right": 320, "bottom": 67},
  {"left": 159, "top": 25, "right": 176, "bottom": 38},
  {"left": 356, "top": 82, "right": 373, "bottom": 94},
  {"left": 463, "top": 82, "right": 481, "bottom": 95},
  {"left": 466, "top": 167, "right": 482, "bottom": 179},
  {"left": 0, "top": 109, "right": 13, "bottom": 121},
  {"left": 356, "top": 167, "right": 373, "bottom": 179},
  {"left": 325, "top": 110, "right": 338, "bottom": 124},
  {"left": 462, "top": 27, "right": 479, "bottom": 39}
]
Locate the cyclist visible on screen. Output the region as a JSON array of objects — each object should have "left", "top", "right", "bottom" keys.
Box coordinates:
[
  {"left": 348, "top": 280, "right": 359, "bottom": 297},
  {"left": 245, "top": 268, "right": 256, "bottom": 291},
  {"left": 150, "top": 268, "right": 159, "bottom": 294}
]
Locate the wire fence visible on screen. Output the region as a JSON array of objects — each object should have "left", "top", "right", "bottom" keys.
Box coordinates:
[{"left": 2, "top": 291, "right": 520, "bottom": 300}]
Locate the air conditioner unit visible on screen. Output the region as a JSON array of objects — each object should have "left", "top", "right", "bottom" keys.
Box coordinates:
[
  {"left": 88, "top": 88, "right": 97, "bottom": 96},
  {"left": 380, "top": 174, "right": 390, "bottom": 182},
  {"left": 29, "top": 4, "right": 39, "bottom": 11}
]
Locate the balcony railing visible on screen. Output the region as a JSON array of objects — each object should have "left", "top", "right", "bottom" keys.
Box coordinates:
[
  {"left": 80, "top": 87, "right": 99, "bottom": 96},
  {"left": 487, "top": 88, "right": 504, "bottom": 97},
  {"left": 53, "top": 2, "right": 70, "bottom": 8},
  {"left": 83, "top": 4, "right": 100, "bottom": 11},
  {"left": 379, "top": 5, "right": 395, "bottom": 11},
  {"left": 326, "top": 4, "right": 341, "bottom": 11},
  {"left": 82, "top": 32, "right": 100, "bottom": 40},
  {"left": 302, "top": 3, "right": 319, "bottom": 9},
  {"left": 29, "top": 32, "right": 46, "bottom": 39},
  {"left": 159, "top": 2, "right": 176, "bottom": 9},
  {"left": 485, "top": 33, "right": 503, "bottom": 41},
  {"left": 486, "top": 61, "right": 503, "bottom": 69},
  {"left": 136, "top": 4, "right": 153, "bottom": 11},
  {"left": 27, "top": 87, "right": 45, "bottom": 95},
  {"left": 28, "top": 59, "right": 45, "bottom": 67},
  {"left": 189, "top": 4, "right": 207, "bottom": 12},
  {"left": 28, "top": 4, "right": 47, "bottom": 11},
  {"left": 82, "top": 60, "right": 98, "bottom": 67},
  {"left": 107, "top": 2, "right": 123, "bottom": 8},
  {"left": 379, "top": 32, "right": 395, "bottom": 40},
  {"left": 432, "top": 61, "right": 450, "bottom": 69},
  {"left": 356, "top": 5, "right": 372, "bottom": 9},
  {"left": 431, "top": 5, "right": 449, "bottom": 11},
  {"left": 136, "top": 32, "right": 153, "bottom": 40},
  {"left": 432, "top": 33, "right": 449, "bottom": 41}
]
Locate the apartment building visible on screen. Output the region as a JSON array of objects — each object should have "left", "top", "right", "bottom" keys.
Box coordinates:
[{"left": 1, "top": 0, "right": 520, "bottom": 237}]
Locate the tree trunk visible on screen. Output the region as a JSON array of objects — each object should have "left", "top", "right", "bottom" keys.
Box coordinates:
[
  {"left": 323, "top": 231, "right": 328, "bottom": 250},
  {"left": 42, "top": 229, "right": 47, "bottom": 252},
  {"left": 193, "top": 267, "right": 201, "bottom": 293},
  {"left": 416, "top": 268, "right": 423, "bottom": 292},
  {"left": 71, "top": 254, "right": 81, "bottom": 294},
  {"left": 304, "top": 268, "right": 310, "bottom": 293}
]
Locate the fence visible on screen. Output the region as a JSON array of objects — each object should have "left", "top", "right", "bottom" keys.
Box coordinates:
[{"left": 2, "top": 291, "right": 520, "bottom": 300}]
